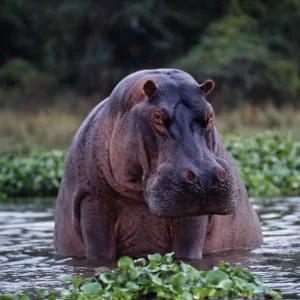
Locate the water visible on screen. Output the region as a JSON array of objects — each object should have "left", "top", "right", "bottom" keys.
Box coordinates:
[{"left": 0, "top": 197, "right": 299, "bottom": 299}]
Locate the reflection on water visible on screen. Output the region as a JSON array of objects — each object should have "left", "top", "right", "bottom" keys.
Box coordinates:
[{"left": 0, "top": 197, "right": 299, "bottom": 298}]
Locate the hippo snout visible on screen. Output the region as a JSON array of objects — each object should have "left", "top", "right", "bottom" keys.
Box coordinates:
[
  {"left": 181, "top": 156, "right": 230, "bottom": 189},
  {"left": 144, "top": 160, "right": 236, "bottom": 218},
  {"left": 183, "top": 165, "right": 227, "bottom": 186}
]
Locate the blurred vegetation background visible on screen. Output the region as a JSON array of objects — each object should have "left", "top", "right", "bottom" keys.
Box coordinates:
[{"left": 1, "top": 0, "right": 300, "bottom": 154}]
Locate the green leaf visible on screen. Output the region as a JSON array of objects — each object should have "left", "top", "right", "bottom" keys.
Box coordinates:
[
  {"left": 179, "top": 291, "right": 193, "bottom": 300},
  {"left": 207, "top": 289, "right": 218, "bottom": 297},
  {"left": 233, "top": 267, "right": 255, "bottom": 282},
  {"left": 99, "top": 272, "right": 114, "bottom": 283},
  {"left": 60, "top": 289, "right": 71, "bottom": 297},
  {"left": 206, "top": 269, "right": 229, "bottom": 285},
  {"left": 58, "top": 274, "right": 73, "bottom": 283},
  {"left": 147, "top": 253, "right": 162, "bottom": 262},
  {"left": 170, "top": 273, "right": 187, "bottom": 292},
  {"left": 36, "top": 289, "right": 49, "bottom": 297},
  {"left": 111, "top": 289, "right": 126, "bottom": 298},
  {"left": 193, "top": 287, "right": 210, "bottom": 298},
  {"left": 130, "top": 267, "right": 144, "bottom": 280},
  {"left": 149, "top": 273, "right": 163, "bottom": 285},
  {"left": 252, "top": 285, "right": 266, "bottom": 294},
  {"left": 134, "top": 258, "right": 146, "bottom": 266},
  {"left": 218, "top": 262, "right": 231, "bottom": 274},
  {"left": 125, "top": 281, "right": 140, "bottom": 290},
  {"left": 164, "top": 252, "right": 174, "bottom": 263},
  {"left": 217, "top": 278, "right": 233, "bottom": 290},
  {"left": 0, "top": 296, "right": 15, "bottom": 300},
  {"left": 233, "top": 276, "right": 246, "bottom": 289},
  {"left": 72, "top": 276, "right": 84, "bottom": 289},
  {"left": 117, "top": 256, "right": 134, "bottom": 270},
  {"left": 81, "top": 282, "right": 102, "bottom": 295},
  {"left": 180, "top": 262, "right": 201, "bottom": 281}
]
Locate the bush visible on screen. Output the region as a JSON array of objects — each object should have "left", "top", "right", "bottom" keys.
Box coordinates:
[
  {"left": 0, "top": 150, "right": 66, "bottom": 198},
  {"left": 0, "top": 253, "right": 281, "bottom": 299},
  {"left": 224, "top": 132, "right": 300, "bottom": 197},
  {"left": 0, "top": 132, "right": 299, "bottom": 198}
]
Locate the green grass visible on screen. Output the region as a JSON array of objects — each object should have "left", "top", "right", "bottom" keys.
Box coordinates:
[
  {"left": 215, "top": 103, "right": 300, "bottom": 141},
  {"left": 0, "top": 103, "right": 300, "bottom": 155},
  {"left": 0, "top": 253, "right": 282, "bottom": 299}
]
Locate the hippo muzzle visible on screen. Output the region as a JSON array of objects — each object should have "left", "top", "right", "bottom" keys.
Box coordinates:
[{"left": 144, "top": 156, "right": 237, "bottom": 218}]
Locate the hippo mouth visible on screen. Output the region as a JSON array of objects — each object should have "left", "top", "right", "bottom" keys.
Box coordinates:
[{"left": 143, "top": 165, "right": 237, "bottom": 218}]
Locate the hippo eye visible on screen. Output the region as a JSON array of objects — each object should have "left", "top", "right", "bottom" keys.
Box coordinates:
[
  {"left": 151, "top": 111, "right": 169, "bottom": 136},
  {"left": 151, "top": 112, "right": 163, "bottom": 125}
]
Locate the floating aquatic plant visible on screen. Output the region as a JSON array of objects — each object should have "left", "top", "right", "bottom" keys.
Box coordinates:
[
  {"left": 0, "top": 253, "right": 282, "bottom": 299},
  {"left": 0, "top": 131, "right": 299, "bottom": 198}
]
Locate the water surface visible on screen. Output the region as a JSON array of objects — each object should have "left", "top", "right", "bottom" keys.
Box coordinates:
[{"left": 0, "top": 197, "right": 299, "bottom": 299}]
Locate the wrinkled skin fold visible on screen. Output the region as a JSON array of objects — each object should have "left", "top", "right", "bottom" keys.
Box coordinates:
[{"left": 54, "top": 69, "right": 263, "bottom": 260}]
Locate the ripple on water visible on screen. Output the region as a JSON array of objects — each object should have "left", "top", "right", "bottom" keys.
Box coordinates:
[{"left": 0, "top": 198, "right": 299, "bottom": 299}]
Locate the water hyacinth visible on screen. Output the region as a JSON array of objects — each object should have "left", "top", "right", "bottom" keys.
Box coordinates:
[
  {"left": 0, "top": 150, "right": 66, "bottom": 198},
  {"left": 225, "top": 131, "right": 300, "bottom": 197},
  {"left": 0, "top": 253, "right": 282, "bottom": 299},
  {"left": 0, "top": 131, "right": 299, "bottom": 198}
]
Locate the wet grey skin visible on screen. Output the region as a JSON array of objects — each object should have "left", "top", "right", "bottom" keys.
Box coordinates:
[{"left": 54, "top": 69, "right": 263, "bottom": 260}]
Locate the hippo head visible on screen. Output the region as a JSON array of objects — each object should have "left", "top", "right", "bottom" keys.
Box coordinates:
[{"left": 110, "top": 69, "right": 237, "bottom": 218}]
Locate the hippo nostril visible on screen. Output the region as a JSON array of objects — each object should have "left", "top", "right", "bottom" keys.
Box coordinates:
[
  {"left": 218, "top": 168, "right": 227, "bottom": 181},
  {"left": 183, "top": 170, "right": 196, "bottom": 182}
]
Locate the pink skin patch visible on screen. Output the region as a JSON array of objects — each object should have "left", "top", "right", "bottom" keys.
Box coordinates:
[
  {"left": 183, "top": 170, "right": 196, "bottom": 182},
  {"left": 218, "top": 168, "right": 227, "bottom": 181}
]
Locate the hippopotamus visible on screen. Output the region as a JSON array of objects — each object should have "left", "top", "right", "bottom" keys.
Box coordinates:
[{"left": 54, "top": 69, "right": 263, "bottom": 260}]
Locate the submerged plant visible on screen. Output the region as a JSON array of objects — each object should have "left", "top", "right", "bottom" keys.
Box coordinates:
[{"left": 0, "top": 253, "right": 282, "bottom": 299}]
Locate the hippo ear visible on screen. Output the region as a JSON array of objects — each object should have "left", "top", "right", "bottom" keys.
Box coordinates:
[
  {"left": 143, "top": 80, "right": 157, "bottom": 99},
  {"left": 200, "top": 79, "right": 214, "bottom": 95}
]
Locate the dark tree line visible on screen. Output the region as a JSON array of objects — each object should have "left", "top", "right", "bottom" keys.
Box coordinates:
[{"left": 0, "top": 0, "right": 300, "bottom": 107}]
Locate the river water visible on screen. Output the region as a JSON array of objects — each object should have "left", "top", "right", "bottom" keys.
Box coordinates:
[{"left": 0, "top": 197, "right": 299, "bottom": 299}]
